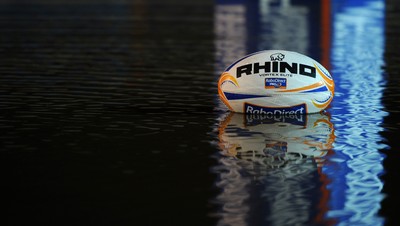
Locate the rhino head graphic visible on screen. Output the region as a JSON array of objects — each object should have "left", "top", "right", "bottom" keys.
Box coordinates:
[{"left": 270, "top": 53, "right": 285, "bottom": 61}]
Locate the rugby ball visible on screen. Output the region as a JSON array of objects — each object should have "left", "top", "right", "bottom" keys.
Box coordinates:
[{"left": 218, "top": 50, "right": 334, "bottom": 114}]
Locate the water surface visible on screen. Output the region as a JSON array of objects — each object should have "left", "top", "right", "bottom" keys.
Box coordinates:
[{"left": 1, "top": 0, "right": 399, "bottom": 225}]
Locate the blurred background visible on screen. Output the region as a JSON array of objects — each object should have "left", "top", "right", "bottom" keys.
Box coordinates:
[{"left": 1, "top": 0, "right": 399, "bottom": 225}]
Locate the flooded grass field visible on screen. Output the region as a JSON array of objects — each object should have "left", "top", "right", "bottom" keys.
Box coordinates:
[{"left": 1, "top": 0, "right": 400, "bottom": 225}]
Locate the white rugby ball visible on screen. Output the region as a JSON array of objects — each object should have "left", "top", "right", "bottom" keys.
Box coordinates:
[{"left": 218, "top": 50, "right": 334, "bottom": 114}]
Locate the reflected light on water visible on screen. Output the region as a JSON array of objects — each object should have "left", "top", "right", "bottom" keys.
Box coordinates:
[
  {"left": 325, "top": 0, "right": 387, "bottom": 225},
  {"left": 257, "top": 0, "right": 309, "bottom": 53},
  {"left": 212, "top": 113, "right": 335, "bottom": 225},
  {"left": 213, "top": 0, "right": 387, "bottom": 225}
]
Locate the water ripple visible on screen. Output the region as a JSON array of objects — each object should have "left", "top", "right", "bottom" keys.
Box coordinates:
[{"left": 325, "top": 1, "right": 386, "bottom": 225}]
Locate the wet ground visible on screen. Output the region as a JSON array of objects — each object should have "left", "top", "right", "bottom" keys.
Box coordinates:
[{"left": 1, "top": 0, "right": 400, "bottom": 225}]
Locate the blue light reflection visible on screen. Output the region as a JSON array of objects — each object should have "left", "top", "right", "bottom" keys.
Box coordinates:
[
  {"left": 325, "top": 0, "right": 387, "bottom": 225},
  {"left": 213, "top": 0, "right": 388, "bottom": 225}
]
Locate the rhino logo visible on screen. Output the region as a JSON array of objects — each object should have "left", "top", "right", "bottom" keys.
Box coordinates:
[{"left": 270, "top": 53, "right": 285, "bottom": 61}]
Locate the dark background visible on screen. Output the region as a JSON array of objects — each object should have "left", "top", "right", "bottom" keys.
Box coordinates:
[
  {"left": 1, "top": 1, "right": 218, "bottom": 225},
  {"left": 380, "top": 0, "right": 400, "bottom": 225}
]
